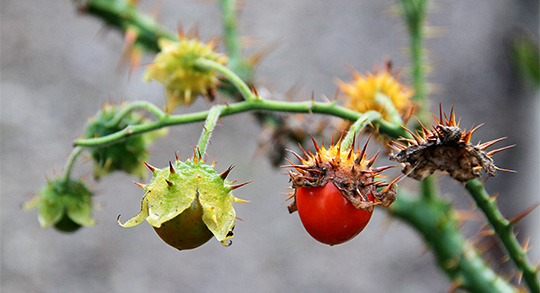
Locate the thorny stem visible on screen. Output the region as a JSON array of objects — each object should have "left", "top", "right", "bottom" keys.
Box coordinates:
[
  {"left": 62, "top": 147, "right": 84, "bottom": 184},
  {"left": 465, "top": 179, "right": 540, "bottom": 292},
  {"left": 218, "top": 0, "right": 241, "bottom": 71},
  {"left": 397, "top": 0, "right": 428, "bottom": 114},
  {"left": 398, "top": 1, "right": 539, "bottom": 288},
  {"left": 74, "top": 100, "right": 396, "bottom": 147},
  {"left": 78, "top": 0, "right": 176, "bottom": 52},
  {"left": 390, "top": 192, "right": 517, "bottom": 292},
  {"left": 398, "top": 0, "right": 437, "bottom": 202},
  {"left": 197, "top": 106, "right": 222, "bottom": 158}
]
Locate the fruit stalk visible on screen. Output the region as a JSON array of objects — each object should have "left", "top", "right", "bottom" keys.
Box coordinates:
[
  {"left": 197, "top": 106, "right": 222, "bottom": 158},
  {"left": 62, "top": 146, "right": 84, "bottom": 184}
]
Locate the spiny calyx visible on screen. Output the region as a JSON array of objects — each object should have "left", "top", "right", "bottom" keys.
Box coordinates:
[
  {"left": 84, "top": 102, "right": 166, "bottom": 180},
  {"left": 390, "top": 105, "right": 514, "bottom": 182},
  {"left": 118, "top": 151, "right": 250, "bottom": 250},
  {"left": 286, "top": 135, "right": 398, "bottom": 212},
  {"left": 143, "top": 29, "right": 227, "bottom": 111},
  {"left": 24, "top": 178, "right": 96, "bottom": 233}
]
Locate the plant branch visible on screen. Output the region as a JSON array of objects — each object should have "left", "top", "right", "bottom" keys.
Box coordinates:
[
  {"left": 218, "top": 0, "right": 241, "bottom": 70},
  {"left": 197, "top": 106, "right": 222, "bottom": 158},
  {"left": 74, "top": 99, "right": 403, "bottom": 147},
  {"left": 465, "top": 179, "right": 540, "bottom": 292},
  {"left": 397, "top": 0, "right": 428, "bottom": 113},
  {"left": 194, "top": 59, "right": 257, "bottom": 101},
  {"left": 398, "top": 0, "right": 438, "bottom": 201},
  {"left": 106, "top": 101, "right": 166, "bottom": 128},
  {"left": 77, "top": 0, "right": 176, "bottom": 52},
  {"left": 62, "top": 147, "right": 84, "bottom": 183},
  {"left": 390, "top": 191, "right": 517, "bottom": 292}
]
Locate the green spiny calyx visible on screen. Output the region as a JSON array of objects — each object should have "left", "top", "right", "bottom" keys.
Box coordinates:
[
  {"left": 83, "top": 102, "right": 166, "bottom": 179},
  {"left": 24, "top": 178, "right": 95, "bottom": 233},
  {"left": 118, "top": 152, "right": 250, "bottom": 251}
]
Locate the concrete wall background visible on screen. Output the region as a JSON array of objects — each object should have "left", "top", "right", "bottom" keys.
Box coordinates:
[{"left": 1, "top": 0, "right": 538, "bottom": 292}]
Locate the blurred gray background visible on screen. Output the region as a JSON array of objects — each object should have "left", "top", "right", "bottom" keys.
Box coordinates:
[{"left": 1, "top": 0, "right": 539, "bottom": 292}]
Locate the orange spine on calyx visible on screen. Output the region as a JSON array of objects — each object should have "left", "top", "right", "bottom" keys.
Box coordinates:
[
  {"left": 285, "top": 135, "right": 398, "bottom": 212},
  {"left": 390, "top": 105, "right": 515, "bottom": 182}
]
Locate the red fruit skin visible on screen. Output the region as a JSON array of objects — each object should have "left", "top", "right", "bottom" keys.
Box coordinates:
[{"left": 296, "top": 182, "right": 373, "bottom": 246}]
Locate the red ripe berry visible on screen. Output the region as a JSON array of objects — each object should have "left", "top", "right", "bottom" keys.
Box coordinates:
[{"left": 296, "top": 182, "right": 373, "bottom": 246}]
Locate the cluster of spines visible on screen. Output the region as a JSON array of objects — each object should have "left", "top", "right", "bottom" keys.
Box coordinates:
[
  {"left": 390, "top": 105, "right": 514, "bottom": 174},
  {"left": 284, "top": 135, "right": 398, "bottom": 205},
  {"left": 133, "top": 148, "right": 252, "bottom": 201}
]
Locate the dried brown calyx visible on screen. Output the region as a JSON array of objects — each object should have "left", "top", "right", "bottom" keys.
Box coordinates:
[
  {"left": 389, "top": 105, "right": 514, "bottom": 182},
  {"left": 285, "top": 135, "right": 398, "bottom": 212}
]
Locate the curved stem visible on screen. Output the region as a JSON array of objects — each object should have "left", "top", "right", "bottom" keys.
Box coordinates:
[
  {"left": 194, "top": 59, "right": 257, "bottom": 101},
  {"left": 197, "top": 106, "right": 223, "bottom": 158},
  {"left": 465, "top": 179, "right": 540, "bottom": 292},
  {"left": 106, "top": 101, "right": 166, "bottom": 128},
  {"left": 62, "top": 147, "right": 84, "bottom": 183}
]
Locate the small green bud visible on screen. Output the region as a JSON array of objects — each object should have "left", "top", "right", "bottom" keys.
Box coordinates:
[
  {"left": 143, "top": 37, "right": 227, "bottom": 111},
  {"left": 83, "top": 103, "right": 166, "bottom": 180},
  {"left": 24, "top": 178, "right": 95, "bottom": 233}
]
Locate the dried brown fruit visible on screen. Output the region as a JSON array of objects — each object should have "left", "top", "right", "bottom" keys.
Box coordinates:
[{"left": 390, "top": 105, "right": 514, "bottom": 182}]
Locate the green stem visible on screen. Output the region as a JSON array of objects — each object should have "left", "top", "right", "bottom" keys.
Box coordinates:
[
  {"left": 74, "top": 101, "right": 397, "bottom": 147},
  {"left": 78, "top": 0, "right": 176, "bottom": 52},
  {"left": 465, "top": 180, "right": 540, "bottom": 292},
  {"left": 340, "top": 114, "right": 378, "bottom": 150},
  {"left": 398, "top": 0, "right": 428, "bottom": 113},
  {"left": 218, "top": 0, "right": 241, "bottom": 70},
  {"left": 62, "top": 147, "right": 84, "bottom": 183},
  {"left": 398, "top": 0, "right": 436, "bottom": 200},
  {"left": 106, "top": 101, "right": 166, "bottom": 128},
  {"left": 421, "top": 175, "right": 437, "bottom": 201},
  {"left": 390, "top": 192, "right": 517, "bottom": 292},
  {"left": 197, "top": 106, "right": 223, "bottom": 158},
  {"left": 194, "top": 59, "right": 257, "bottom": 101}
]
